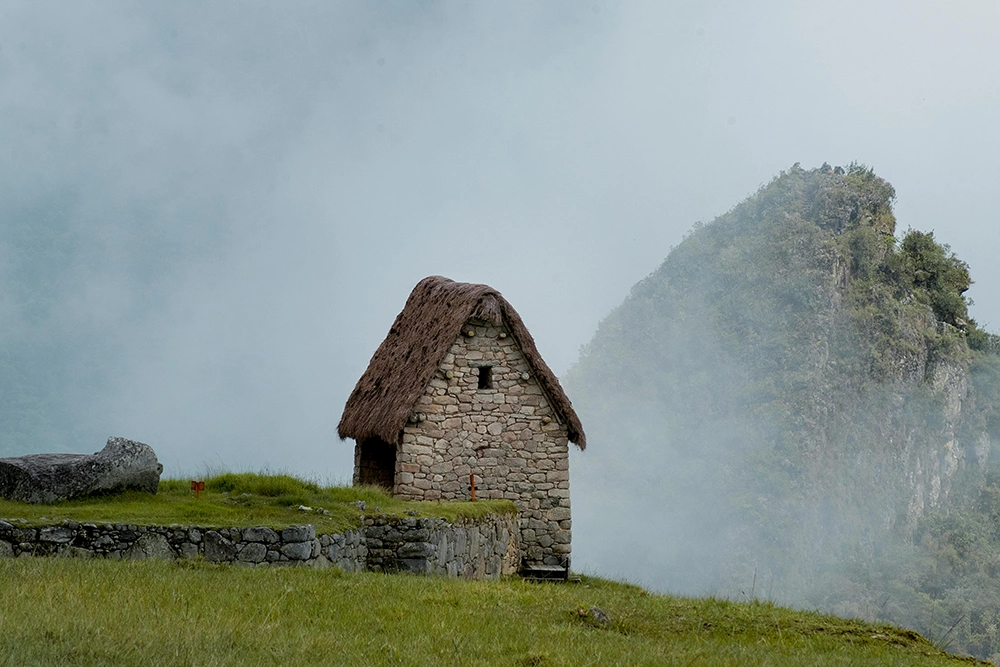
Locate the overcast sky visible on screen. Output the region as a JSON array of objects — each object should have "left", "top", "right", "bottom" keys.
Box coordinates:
[{"left": 3, "top": 1, "right": 999, "bottom": 483}]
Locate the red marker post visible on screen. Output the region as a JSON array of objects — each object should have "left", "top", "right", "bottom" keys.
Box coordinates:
[{"left": 191, "top": 480, "right": 205, "bottom": 498}]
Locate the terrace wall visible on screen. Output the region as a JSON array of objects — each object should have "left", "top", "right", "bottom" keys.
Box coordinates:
[{"left": 0, "top": 513, "right": 518, "bottom": 579}]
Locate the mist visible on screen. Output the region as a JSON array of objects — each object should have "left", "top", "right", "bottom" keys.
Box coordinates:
[{"left": 4, "top": 1, "right": 1000, "bottom": 618}]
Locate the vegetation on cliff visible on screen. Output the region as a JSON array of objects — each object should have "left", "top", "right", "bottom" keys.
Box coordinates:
[{"left": 566, "top": 163, "right": 1000, "bottom": 663}]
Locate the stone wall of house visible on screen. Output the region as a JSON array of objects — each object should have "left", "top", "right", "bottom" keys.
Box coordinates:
[
  {"left": 0, "top": 513, "right": 519, "bottom": 579},
  {"left": 395, "top": 319, "right": 572, "bottom": 567}
]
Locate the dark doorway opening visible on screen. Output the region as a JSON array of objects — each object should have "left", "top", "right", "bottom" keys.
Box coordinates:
[{"left": 355, "top": 438, "right": 396, "bottom": 489}]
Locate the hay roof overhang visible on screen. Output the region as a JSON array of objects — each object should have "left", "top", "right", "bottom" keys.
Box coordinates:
[{"left": 338, "top": 276, "right": 586, "bottom": 450}]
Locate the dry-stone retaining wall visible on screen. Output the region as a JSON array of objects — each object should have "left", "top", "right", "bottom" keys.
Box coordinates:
[
  {"left": 0, "top": 512, "right": 518, "bottom": 579},
  {"left": 364, "top": 514, "right": 519, "bottom": 578}
]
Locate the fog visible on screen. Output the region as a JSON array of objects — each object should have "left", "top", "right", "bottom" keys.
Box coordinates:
[{"left": 3, "top": 2, "right": 1000, "bottom": 586}]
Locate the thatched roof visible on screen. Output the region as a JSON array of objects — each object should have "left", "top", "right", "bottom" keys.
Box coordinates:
[{"left": 338, "top": 276, "right": 585, "bottom": 449}]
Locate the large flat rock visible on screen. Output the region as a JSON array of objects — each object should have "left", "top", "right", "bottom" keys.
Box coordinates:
[{"left": 0, "top": 437, "right": 163, "bottom": 504}]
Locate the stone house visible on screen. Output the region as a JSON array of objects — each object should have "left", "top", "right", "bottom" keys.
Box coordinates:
[{"left": 338, "top": 276, "right": 586, "bottom": 573}]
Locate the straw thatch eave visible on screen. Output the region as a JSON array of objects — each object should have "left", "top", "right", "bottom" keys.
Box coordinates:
[{"left": 338, "top": 276, "right": 585, "bottom": 449}]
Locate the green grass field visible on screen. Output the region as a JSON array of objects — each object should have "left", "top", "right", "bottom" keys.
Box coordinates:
[
  {"left": 0, "top": 559, "right": 985, "bottom": 666},
  {"left": 0, "top": 475, "right": 987, "bottom": 665},
  {"left": 0, "top": 473, "right": 514, "bottom": 534}
]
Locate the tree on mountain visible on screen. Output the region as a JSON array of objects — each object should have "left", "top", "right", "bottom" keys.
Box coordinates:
[{"left": 896, "top": 230, "right": 972, "bottom": 328}]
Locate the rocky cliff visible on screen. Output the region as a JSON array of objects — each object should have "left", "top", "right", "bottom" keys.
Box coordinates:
[{"left": 566, "top": 164, "right": 1000, "bottom": 605}]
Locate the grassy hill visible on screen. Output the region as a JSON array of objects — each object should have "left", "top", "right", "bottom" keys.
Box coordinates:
[{"left": 0, "top": 558, "right": 986, "bottom": 666}]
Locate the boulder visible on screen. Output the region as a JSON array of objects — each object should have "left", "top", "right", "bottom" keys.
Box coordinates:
[{"left": 0, "top": 437, "right": 163, "bottom": 504}]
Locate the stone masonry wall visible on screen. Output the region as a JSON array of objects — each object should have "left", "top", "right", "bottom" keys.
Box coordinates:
[
  {"left": 0, "top": 513, "right": 518, "bottom": 579},
  {"left": 364, "top": 514, "right": 519, "bottom": 578},
  {"left": 395, "top": 319, "right": 572, "bottom": 567}
]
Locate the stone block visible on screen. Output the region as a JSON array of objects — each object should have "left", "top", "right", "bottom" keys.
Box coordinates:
[
  {"left": 238, "top": 542, "right": 267, "bottom": 563},
  {"left": 281, "top": 541, "right": 313, "bottom": 560},
  {"left": 442, "top": 417, "right": 463, "bottom": 430},
  {"left": 281, "top": 525, "right": 316, "bottom": 543},
  {"left": 398, "top": 541, "right": 435, "bottom": 559},
  {"left": 549, "top": 508, "right": 571, "bottom": 521},
  {"left": 178, "top": 542, "right": 199, "bottom": 559},
  {"left": 124, "top": 532, "right": 175, "bottom": 560},
  {"left": 93, "top": 534, "right": 115, "bottom": 549},
  {"left": 243, "top": 527, "right": 279, "bottom": 544},
  {"left": 204, "top": 531, "right": 236, "bottom": 562},
  {"left": 39, "top": 526, "right": 75, "bottom": 544}
]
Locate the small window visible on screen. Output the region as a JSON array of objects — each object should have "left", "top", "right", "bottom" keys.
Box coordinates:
[{"left": 477, "top": 366, "right": 492, "bottom": 389}]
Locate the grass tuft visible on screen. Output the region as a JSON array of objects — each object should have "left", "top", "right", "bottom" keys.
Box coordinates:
[{"left": 204, "top": 472, "right": 320, "bottom": 497}]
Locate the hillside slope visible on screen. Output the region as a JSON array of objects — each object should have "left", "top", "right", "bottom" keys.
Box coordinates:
[
  {"left": 0, "top": 559, "right": 986, "bottom": 666},
  {"left": 566, "top": 164, "right": 1000, "bottom": 662}
]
